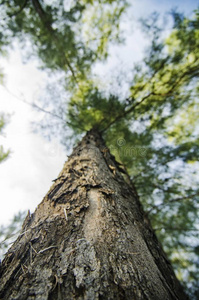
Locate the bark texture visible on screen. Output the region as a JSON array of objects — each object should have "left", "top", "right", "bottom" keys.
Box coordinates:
[{"left": 0, "top": 130, "right": 188, "bottom": 300}]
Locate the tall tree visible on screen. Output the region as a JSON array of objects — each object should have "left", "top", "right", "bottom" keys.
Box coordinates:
[
  {"left": 0, "top": 129, "right": 188, "bottom": 299},
  {"left": 0, "top": 1, "right": 199, "bottom": 298}
]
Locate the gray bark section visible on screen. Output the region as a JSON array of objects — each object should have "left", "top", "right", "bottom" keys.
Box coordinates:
[{"left": 0, "top": 130, "right": 188, "bottom": 299}]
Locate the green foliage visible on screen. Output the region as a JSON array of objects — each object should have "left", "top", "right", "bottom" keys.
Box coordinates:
[
  {"left": 0, "top": 0, "right": 128, "bottom": 84},
  {"left": 68, "top": 79, "right": 125, "bottom": 132},
  {"left": 0, "top": 67, "right": 4, "bottom": 85},
  {"left": 0, "top": 1, "right": 199, "bottom": 297},
  {"left": 81, "top": 0, "right": 127, "bottom": 59},
  {"left": 0, "top": 114, "right": 10, "bottom": 163},
  {"left": 0, "top": 211, "right": 26, "bottom": 259}
]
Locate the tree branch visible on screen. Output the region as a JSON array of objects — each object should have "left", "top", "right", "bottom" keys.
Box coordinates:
[
  {"left": 147, "top": 192, "right": 199, "bottom": 215},
  {"left": 100, "top": 92, "right": 154, "bottom": 133},
  {"left": 3, "top": 86, "right": 67, "bottom": 123},
  {"left": 31, "top": 0, "right": 78, "bottom": 83},
  {"left": 101, "top": 58, "right": 199, "bottom": 133},
  {"left": 154, "top": 226, "right": 198, "bottom": 233},
  {"left": 7, "top": 0, "right": 29, "bottom": 17}
]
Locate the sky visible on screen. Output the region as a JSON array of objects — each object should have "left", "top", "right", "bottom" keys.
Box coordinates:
[
  {"left": 0, "top": 0, "right": 198, "bottom": 226},
  {"left": 0, "top": 50, "right": 67, "bottom": 224}
]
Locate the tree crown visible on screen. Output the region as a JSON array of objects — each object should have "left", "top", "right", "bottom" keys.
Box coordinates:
[{"left": 0, "top": 1, "right": 199, "bottom": 297}]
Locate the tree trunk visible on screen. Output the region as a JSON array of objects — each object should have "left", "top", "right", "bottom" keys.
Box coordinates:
[{"left": 0, "top": 129, "right": 188, "bottom": 300}]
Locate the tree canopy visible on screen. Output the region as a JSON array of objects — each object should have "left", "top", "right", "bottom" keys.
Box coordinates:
[{"left": 0, "top": 1, "right": 199, "bottom": 298}]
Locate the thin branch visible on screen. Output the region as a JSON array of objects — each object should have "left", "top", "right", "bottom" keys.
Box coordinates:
[
  {"left": 100, "top": 92, "right": 154, "bottom": 133},
  {"left": 154, "top": 226, "right": 199, "bottom": 233},
  {"left": 151, "top": 183, "right": 177, "bottom": 193},
  {"left": 3, "top": 86, "right": 67, "bottom": 123},
  {"left": 32, "top": 102, "right": 66, "bottom": 122},
  {"left": 38, "top": 245, "right": 57, "bottom": 254},
  {"left": 101, "top": 57, "right": 199, "bottom": 133},
  {"left": 99, "top": 59, "right": 169, "bottom": 132},
  {"left": 31, "top": 0, "right": 54, "bottom": 32},
  {"left": 63, "top": 208, "right": 68, "bottom": 222},
  {"left": 0, "top": 217, "right": 51, "bottom": 247},
  {"left": 147, "top": 192, "right": 199, "bottom": 215},
  {"left": 7, "top": 0, "right": 29, "bottom": 17}
]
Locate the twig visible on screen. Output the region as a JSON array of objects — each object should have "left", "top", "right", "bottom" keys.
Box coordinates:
[
  {"left": 7, "top": 0, "right": 28, "bottom": 17},
  {"left": 32, "top": 0, "right": 78, "bottom": 83},
  {"left": 38, "top": 245, "right": 57, "bottom": 254},
  {"left": 3, "top": 86, "right": 66, "bottom": 123},
  {"left": 63, "top": 208, "right": 68, "bottom": 222},
  {"left": 51, "top": 274, "right": 59, "bottom": 292},
  {"left": 100, "top": 92, "right": 154, "bottom": 133},
  {"left": 29, "top": 242, "right": 38, "bottom": 254},
  {"left": 147, "top": 192, "right": 199, "bottom": 215}
]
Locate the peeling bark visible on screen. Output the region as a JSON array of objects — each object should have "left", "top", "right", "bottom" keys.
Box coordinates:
[{"left": 0, "top": 130, "right": 188, "bottom": 299}]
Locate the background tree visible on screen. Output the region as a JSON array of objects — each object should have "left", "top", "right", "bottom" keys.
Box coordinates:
[
  {"left": 0, "top": 114, "right": 10, "bottom": 163},
  {"left": 0, "top": 211, "right": 26, "bottom": 260},
  {"left": 0, "top": 49, "right": 10, "bottom": 163},
  {"left": 0, "top": 1, "right": 198, "bottom": 298}
]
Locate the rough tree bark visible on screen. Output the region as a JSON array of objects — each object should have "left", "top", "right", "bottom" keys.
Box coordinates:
[{"left": 0, "top": 130, "right": 188, "bottom": 300}]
